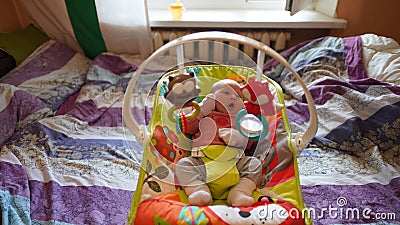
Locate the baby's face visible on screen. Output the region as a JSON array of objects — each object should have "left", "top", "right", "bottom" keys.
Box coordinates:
[{"left": 214, "top": 84, "right": 244, "bottom": 114}]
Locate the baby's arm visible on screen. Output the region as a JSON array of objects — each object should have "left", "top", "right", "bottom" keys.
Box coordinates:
[{"left": 197, "top": 94, "right": 215, "bottom": 118}]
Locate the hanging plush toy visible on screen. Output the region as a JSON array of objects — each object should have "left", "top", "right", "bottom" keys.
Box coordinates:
[
  {"left": 164, "top": 71, "right": 201, "bottom": 107},
  {"left": 235, "top": 76, "right": 284, "bottom": 141},
  {"left": 164, "top": 71, "right": 201, "bottom": 133},
  {"left": 240, "top": 76, "right": 283, "bottom": 117}
]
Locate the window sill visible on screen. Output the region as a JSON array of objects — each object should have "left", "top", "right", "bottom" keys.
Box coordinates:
[{"left": 149, "top": 9, "right": 347, "bottom": 29}]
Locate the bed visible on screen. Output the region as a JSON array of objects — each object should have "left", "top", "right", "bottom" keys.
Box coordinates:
[
  {"left": 1, "top": 33, "right": 399, "bottom": 225},
  {"left": 266, "top": 34, "right": 400, "bottom": 224}
]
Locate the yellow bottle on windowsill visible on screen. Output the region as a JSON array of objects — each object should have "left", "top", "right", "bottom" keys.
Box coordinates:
[{"left": 170, "top": 0, "right": 183, "bottom": 20}]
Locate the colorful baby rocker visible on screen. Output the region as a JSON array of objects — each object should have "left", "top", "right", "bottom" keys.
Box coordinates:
[{"left": 123, "top": 31, "right": 318, "bottom": 225}]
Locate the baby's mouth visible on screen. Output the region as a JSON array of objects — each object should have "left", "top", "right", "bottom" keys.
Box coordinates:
[{"left": 228, "top": 103, "right": 235, "bottom": 109}]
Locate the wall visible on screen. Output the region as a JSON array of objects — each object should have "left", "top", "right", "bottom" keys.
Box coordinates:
[
  {"left": 0, "top": 0, "right": 30, "bottom": 32},
  {"left": 288, "top": 29, "right": 329, "bottom": 47},
  {"left": 330, "top": 0, "right": 400, "bottom": 43},
  {"left": 288, "top": 0, "right": 400, "bottom": 47}
]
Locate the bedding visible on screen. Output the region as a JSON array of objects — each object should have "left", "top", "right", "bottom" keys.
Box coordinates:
[
  {"left": 264, "top": 33, "right": 400, "bottom": 224},
  {"left": 0, "top": 41, "right": 149, "bottom": 224},
  {"left": 0, "top": 33, "right": 399, "bottom": 225}
]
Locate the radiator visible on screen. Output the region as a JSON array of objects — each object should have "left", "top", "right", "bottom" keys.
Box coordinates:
[{"left": 151, "top": 29, "right": 291, "bottom": 61}]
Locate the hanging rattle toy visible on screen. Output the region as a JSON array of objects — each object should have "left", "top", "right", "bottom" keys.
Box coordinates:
[{"left": 235, "top": 51, "right": 282, "bottom": 140}]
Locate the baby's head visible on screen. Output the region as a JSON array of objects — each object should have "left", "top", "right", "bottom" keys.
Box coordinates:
[{"left": 210, "top": 79, "right": 244, "bottom": 114}]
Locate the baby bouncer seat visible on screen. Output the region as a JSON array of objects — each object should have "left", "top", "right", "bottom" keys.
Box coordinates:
[{"left": 123, "top": 31, "right": 318, "bottom": 225}]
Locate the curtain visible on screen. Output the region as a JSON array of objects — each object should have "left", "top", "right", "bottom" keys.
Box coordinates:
[{"left": 19, "top": 0, "right": 154, "bottom": 58}]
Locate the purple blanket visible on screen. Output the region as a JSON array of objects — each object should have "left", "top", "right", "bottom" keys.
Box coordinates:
[
  {"left": 264, "top": 35, "right": 400, "bottom": 224},
  {"left": 0, "top": 42, "right": 148, "bottom": 224}
]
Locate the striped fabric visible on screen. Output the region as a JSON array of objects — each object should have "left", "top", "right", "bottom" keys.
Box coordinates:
[{"left": 19, "top": 0, "right": 154, "bottom": 58}]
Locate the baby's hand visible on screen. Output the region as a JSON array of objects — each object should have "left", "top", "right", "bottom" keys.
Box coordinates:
[
  {"left": 198, "top": 94, "right": 215, "bottom": 118},
  {"left": 219, "top": 128, "right": 247, "bottom": 149}
]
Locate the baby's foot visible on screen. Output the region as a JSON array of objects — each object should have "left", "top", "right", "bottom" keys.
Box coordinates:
[
  {"left": 188, "top": 190, "right": 212, "bottom": 206},
  {"left": 228, "top": 192, "right": 254, "bottom": 207}
]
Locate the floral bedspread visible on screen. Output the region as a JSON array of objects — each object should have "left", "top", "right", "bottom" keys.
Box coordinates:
[
  {"left": 264, "top": 34, "right": 400, "bottom": 224},
  {"left": 0, "top": 41, "right": 150, "bottom": 224}
]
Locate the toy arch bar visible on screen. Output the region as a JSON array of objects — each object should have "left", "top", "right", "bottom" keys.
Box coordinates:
[{"left": 123, "top": 31, "right": 318, "bottom": 152}]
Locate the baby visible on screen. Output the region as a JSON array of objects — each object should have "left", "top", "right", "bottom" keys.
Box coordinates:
[{"left": 175, "top": 79, "right": 262, "bottom": 207}]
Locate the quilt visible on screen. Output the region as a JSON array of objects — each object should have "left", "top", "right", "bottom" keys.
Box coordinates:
[
  {"left": 1, "top": 33, "right": 399, "bottom": 225},
  {"left": 263, "top": 34, "right": 400, "bottom": 224},
  {"left": 0, "top": 41, "right": 150, "bottom": 224}
]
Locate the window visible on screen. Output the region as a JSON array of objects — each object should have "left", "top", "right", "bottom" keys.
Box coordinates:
[
  {"left": 148, "top": 0, "right": 286, "bottom": 10},
  {"left": 148, "top": 0, "right": 337, "bottom": 16},
  {"left": 147, "top": 0, "right": 345, "bottom": 29}
]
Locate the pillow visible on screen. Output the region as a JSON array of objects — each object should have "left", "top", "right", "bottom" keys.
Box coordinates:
[
  {"left": 0, "top": 49, "right": 16, "bottom": 77},
  {"left": 361, "top": 34, "right": 400, "bottom": 86},
  {"left": 0, "top": 24, "right": 49, "bottom": 64}
]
